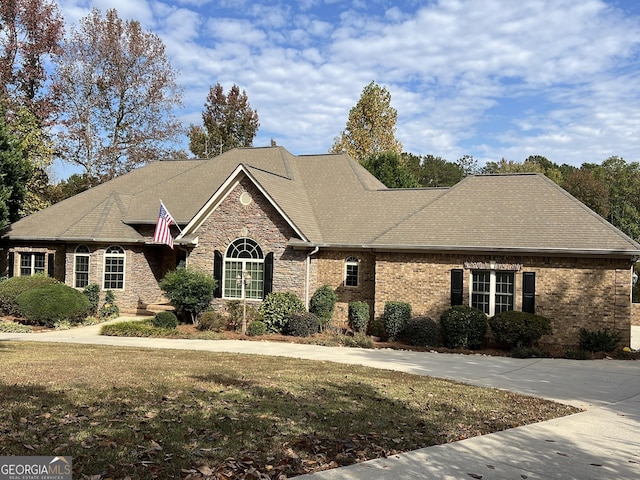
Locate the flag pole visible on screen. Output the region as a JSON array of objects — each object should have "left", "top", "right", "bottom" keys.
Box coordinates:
[{"left": 160, "top": 199, "right": 183, "bottom": 233}]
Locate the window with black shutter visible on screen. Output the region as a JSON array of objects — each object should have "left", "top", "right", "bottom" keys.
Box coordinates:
[
  {"left": 522, "top": 272, "right": 536, "bottom": 313},
  {"left": 451, "top": 269, "right": 464, "bottom": 306},
  {"left": 213, "top": 250, "right": 223, "bottom": 298},
  {"left": 47, "top": 253, "right": 55, "bottom": 278},
  {"left": 263, "top": 252, "right": 274, "bottom": 298},
  {"left": 7, "top": 252, "right": 14, "bottom": 277}
]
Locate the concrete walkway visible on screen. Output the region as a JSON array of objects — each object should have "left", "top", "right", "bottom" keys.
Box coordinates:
[{"left": 1, "top": 321, "right": 639, "bottom": 480}]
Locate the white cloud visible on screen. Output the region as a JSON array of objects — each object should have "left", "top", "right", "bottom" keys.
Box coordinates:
[{"left": 53, "top": 0, "right": 640, "bottom": 173}]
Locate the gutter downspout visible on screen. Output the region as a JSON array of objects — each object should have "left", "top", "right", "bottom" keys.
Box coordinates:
[{"left": 305, "top": 246, "right": 320, "bottom": 310}]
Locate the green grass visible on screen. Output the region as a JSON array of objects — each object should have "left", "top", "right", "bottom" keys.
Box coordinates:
[{"left": 0, "top": 342, "right": 578, "bottom": 478}]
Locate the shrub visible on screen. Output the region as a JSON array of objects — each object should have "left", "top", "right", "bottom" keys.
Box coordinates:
[
  {"left": 402, "top": 316, "right": 440, "bottom": 347},
  {"left": 159, "top": 267, "right": 217, "bottom": 324},
  {"left": 83, "top": 284, "right": 100, "bottom": 316},
  {"left": 579, "top": 327, "right": 622, "bottom": 353},
  {"left": 489, "top": 311, "right": 552, "bottom": 349},
  {"left": 0, "top": 274, "right": 58, "bottom": 316},
  {"left": 309, "top": 285, "right": 338, "bottom": 330},
  {"left": 247, "top": 320, "right": 267, "bottom": 337},
  {"left": 198, "top": 311, "right": 229, "bottom": 332},
  {"left": 101, "top": 320, "right": 179, "bottom": 337},
  {"left": 368, "top": 317, "right": 386, "bottom": 340},
  {"left": 339, "top": 333, "right": 374, "bottom": 348},
  {"left": 227, "top": 300, "right": 260, "bottom": 332},
  {"left": 384, "top": 301, "right": 411, "bottom": 341},
  {"left": 99, "top": 290, "right": 120, "bottom": 319},
  {"left": 348, "top": 302, "right": 370, "bottom": 333},
  {"left": 258, "top": 292, "right": 305, "bottom": 334},
  {"left": 440, "top": 305, "right": 487, "bottom": 349},
  {"left": 16, "top": 283, "right": 91, "bottom": 327},
  {"left": 286, "top": 312, "right": 320, "bottom": 337},
  {"left": 152, "top": 311, "right": 178, "bottom": 329},
  {"left": 0, "top": 321, "right": 32, "bottom": 333}
]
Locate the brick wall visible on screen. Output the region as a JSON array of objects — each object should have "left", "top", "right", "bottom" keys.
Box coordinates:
[
  {"left": 374, "top": 252, "right": 634, "bottom": 349},
  {"left": 315, "top": 250, "right": 376, "bottom": 327}
]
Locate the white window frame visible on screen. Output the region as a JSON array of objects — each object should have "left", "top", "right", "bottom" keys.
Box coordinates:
[
  {"left": 345, "top": 256, "right": 359, "bottom": 287},
  {"left": 470, "top": 270, "right": 515, "bottom": 316},
  {"left": 74, "top": 245, "right": 90, "bottom": 288},
  {"left": 19, "top": 252, "right": 46, "bottom": 276},
  {"left": 222, "top": 238, "right": 264, "bottom": 300},
  {"left": 103, "top": 245, "right": 125, "bottom": 290}
]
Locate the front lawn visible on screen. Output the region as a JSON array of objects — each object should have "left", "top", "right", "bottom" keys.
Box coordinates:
[{"left": 0, "top": 342, "right": 578, "bottom": 479}]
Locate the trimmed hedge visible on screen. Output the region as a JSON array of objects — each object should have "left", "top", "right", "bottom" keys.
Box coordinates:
[
  {"left": 16, "top": 283, "right": 91, "bottom": 327},
  {"left": 401, "top": 316, "right": 440, "bottom": 347},
  {"left": 287, "top": 312, "right": 320, "bottom": 337},
  {"left": 309, "top": 285, "right": 338, "bottom": 330},
  {"left": 258, "top": 292, "right": 305, "bottom": 334},
  {"left": 440, "top": 305, "right": 487, "bottom": 349},
  {"left": 0, "top": 275, "right": 58, "bottom": 316},
  {"left": 152, "top": 311, "right": 178, "bottom": 329},
  {"left": 384, "top": 301, "right": 411, "bottom": 341},
  {"left": 489, "top": 311, "right": 552, "bottom": 349},
  {"left": 348, "top": 301, "right": 370, "bottom": 333}
]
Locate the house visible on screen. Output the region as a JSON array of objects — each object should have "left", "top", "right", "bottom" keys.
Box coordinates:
[{"left": 2, "top": 146, "right": 639, "bottom": 348}]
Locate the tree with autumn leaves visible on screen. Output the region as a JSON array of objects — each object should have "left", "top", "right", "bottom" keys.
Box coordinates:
[
  {"left": 331, "top": 81, "right": 402, "bottom": 162},
  {"left": 53, "top": 8, "right": 184, "bottom": 182}
]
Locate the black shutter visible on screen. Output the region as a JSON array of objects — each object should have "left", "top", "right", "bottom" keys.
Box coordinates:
[
  {"left": 47, "top": 253, "right": 55, "bottom": 278},
  {"left": 451, "top": 269, "right": 463, "bottom": 306},
  {"left": 7, "top": 252, "right": 14, "bottom": 277},
  {"left": 213, "top": 250, "right": 223, "bottom": 298},
  {"left": 263, "top": 252, "right": 274, "bottom": 298},
  {"left": 522, "top": 272, "right": 536, "bottom": 313}
]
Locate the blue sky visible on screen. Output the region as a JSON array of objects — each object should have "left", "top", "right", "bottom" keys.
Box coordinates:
[{"left": 53, "top": 0, "right": 640, "bottom": 179}]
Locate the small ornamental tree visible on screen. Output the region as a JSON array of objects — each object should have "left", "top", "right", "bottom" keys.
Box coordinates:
[
  {"left": 159, "top": 267, "right": 217, "bottom": 325},
  {"left": 309, "top": 285, "right": 338, "bottom": 331}
]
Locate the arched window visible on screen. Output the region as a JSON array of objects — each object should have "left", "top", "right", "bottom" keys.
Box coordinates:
[
  {"left": 223, "top": 238, "right": 264, "bottom": 300},
  {"left": 74, "top": 245, "right": 90, "bottom": 288},
  {"left": 103, "top": 245, "right": 125, "bottom": 290},
  {"left": 345, "top": 256, "right": 359, "bottom": 287}
]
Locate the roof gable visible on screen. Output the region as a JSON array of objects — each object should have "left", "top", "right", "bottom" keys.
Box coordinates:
[{"left": 178, "top": 163, "right": 310, "bottom": 243}]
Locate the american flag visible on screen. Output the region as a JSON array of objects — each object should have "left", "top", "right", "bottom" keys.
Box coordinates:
[{"left": 153, "top": 202, "right": 174, "bottom": 249}]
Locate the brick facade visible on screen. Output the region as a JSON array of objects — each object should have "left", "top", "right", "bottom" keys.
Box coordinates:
[
  {"left": 374, "top": 252, "right": 634, "bottom": 348},
  {"left": 315, "top": 250, "right": 376, "bottom": 327}
]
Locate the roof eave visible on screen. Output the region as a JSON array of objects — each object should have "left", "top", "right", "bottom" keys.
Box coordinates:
[{"left": 290, "top": 240, "right": 640, "bottom": 259}]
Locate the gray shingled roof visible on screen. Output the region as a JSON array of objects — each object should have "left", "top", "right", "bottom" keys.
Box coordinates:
[{"left": 3, "top": 147, "right": 639, "bottom": 257}]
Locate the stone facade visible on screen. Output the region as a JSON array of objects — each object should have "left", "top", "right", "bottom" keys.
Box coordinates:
[
  {"left": 61, "top": 242, "right": 171, "bottom": 311},
  {"left": 374, "top": 252, "right": 634, "bottom": 348},
  {"left": 188, "top": 178, "right": 309, "bottom": 311}
]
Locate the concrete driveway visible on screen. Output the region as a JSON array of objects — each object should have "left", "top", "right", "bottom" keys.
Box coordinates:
[{"left": 1, "top": 321, "right": 639, "bottom": 480}]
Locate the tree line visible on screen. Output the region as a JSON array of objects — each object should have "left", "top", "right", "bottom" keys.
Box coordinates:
[
  {"left": 1, "top": 1, "right": 638, "bottom": 246},
  {"left": 0, "top": 1, "right": 259, "bottom": 229}
]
